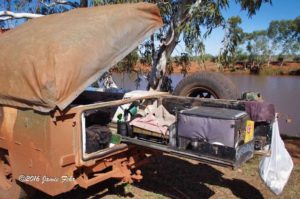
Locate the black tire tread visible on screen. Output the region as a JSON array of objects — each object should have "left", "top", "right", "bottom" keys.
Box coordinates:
[{"left": 174, "top": 72, "right": 239, "bottom": 99}]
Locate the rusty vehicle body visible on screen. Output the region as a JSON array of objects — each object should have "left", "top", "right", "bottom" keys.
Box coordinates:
[
  {"left": 0, "top": 3, "right": 164, "bottom": 197},
  {"left": 0, "top": 91, "right": 172, "bottom": 196},
  {"left": 0, "top": 3, "right": 264, "bottom": 198},
  {"left": 0, "top": 91, "right": 254, "bottom": 198}
]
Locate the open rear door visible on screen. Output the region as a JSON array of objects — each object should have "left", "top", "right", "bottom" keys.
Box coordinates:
[{"left": 78, "top": 93, "right": 256, "bottom": 169}]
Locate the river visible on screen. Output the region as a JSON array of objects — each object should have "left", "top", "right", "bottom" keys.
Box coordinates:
[{"left": 112, "top": 73, "right": 300, "bottom": 137}]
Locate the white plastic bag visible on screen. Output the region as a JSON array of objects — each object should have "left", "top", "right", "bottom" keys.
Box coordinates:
[{"left": 259, "top": 118, "right": 294, "bottom": 195}]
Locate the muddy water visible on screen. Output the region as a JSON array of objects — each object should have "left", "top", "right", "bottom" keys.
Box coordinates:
[
  {"left": 112, "top": 73, "right": 300, "bottom": 137},
  {"left": 228, "top": 75, "right": 300, "bottom": 137}
]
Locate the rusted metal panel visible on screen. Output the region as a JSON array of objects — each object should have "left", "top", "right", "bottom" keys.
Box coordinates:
[
  {"left": 0, "top": 3, "right": 163, "bottom": 112},
  {"left": 7, "top": 109, "right": 75, "bottom": 195},
  {"left": 0, "top": 107, "right": 18, "bottom": 150},
  {"left": 0, "top": 103, "right": 148, "bottom": 195}
]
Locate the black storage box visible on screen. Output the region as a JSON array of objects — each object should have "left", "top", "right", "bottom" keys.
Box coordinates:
[{"left": 176, "top": 106, "right": 254, "bottom": 167}]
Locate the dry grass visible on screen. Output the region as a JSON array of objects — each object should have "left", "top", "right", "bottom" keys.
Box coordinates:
[
  {"left": 98, "top": 154, "right": 299, "bottom": 199},
  {"left": 46, "top": 139, "right": 300, "bottom": 199}
]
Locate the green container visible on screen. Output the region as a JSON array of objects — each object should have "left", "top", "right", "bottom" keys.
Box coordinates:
[
  {"left": 242, "top": 92, "right": 262, "bottom": 101},
  {"left": 110, "top": 133, "right": 122, "bottom": 144},
  {"left": 128, "top": 106, "right": 138, "bottom": 116}
]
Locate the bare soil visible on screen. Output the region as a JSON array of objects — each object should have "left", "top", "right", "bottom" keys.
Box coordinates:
[
  {"left": 134, "top": 61, "right": 300, "bottom": 76},
  {"left": 46, "top": 139, "right": 300, "bottom": 199}
]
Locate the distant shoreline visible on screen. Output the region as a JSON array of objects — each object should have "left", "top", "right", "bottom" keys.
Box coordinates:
[{"left": 125, "top": 61, "right": 300, "bottom": 76}]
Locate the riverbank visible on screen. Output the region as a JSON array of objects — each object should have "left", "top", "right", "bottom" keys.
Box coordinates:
[{"left": 132, "top": 61, "right": 300, "bottom": 76}]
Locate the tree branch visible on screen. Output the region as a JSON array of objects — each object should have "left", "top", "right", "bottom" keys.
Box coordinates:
[
  {"left": 149, "top": 0, "right": 203, "bottom": 90},
  {"left": 0, "top": 11, "right": 44, "bottom": 21},
  {"left": 178, "top": 0, "right": 203, "bottom": 26},
  {"left": 162, "top": 21, "right": 175, "bottom": 46},
  {"left": 40, "top": 0, "right": 79, "bottom": 8}
]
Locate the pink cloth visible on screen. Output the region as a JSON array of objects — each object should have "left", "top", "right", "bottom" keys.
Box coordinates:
[
  {"left": 130, "top": 105, "right": 175, "bottom": 135},
  {"left": 130, "top": 114, "right": 169, "bottom": 135}
]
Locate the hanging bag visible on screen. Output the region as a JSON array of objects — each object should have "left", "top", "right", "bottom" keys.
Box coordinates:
[{"left": 259, "top": 117, "right": 294, "bottom": 195}]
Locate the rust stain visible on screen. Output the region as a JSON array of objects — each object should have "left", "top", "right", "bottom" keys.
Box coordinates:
[{"left": 0, "top": 107, "right": 18, "bottom": 142}]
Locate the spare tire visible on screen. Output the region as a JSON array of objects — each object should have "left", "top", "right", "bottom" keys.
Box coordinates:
[{"left": 174, "top": 72, "right": 239, "bottom": 99}]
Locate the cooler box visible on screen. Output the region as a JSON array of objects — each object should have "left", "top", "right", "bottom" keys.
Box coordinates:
[{"left": 177, "top": 106, "right": 254, "bottom": 167}]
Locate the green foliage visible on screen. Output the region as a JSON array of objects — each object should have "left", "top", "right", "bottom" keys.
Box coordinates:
[
  {"left": 165, "top": 59, "right": 174, "bottom": 75},
  {"left": 160, "top": 76, "right": 173, "bottom": 92},
  {"left": 293, "top": 56, "right": 300, "bottom": 62},
  {"left": 230, "top": 15, "right": 300, "bottom": 69},
  {"left": 114, "top": 49, "right": 139, "bottom": 73},
  {"left": 219, "top": 16, "right": 243, "bottom": 68},
  {"left": 238, "top": 0, "right": 272, "bottom": 16},
  {"left": 268, "top": 16, "right": 300, "bottom": 56},
  {"left": 138, "top": 35, "right": 154, "bottom": 66},
  {"left": 277, "top": 54, "right": 284, "bottom": 65},
  {"left": 236, "top": 49, "right": 248, "bottom": 61},
  {"left": 245, "top": 30, "right": 270, "bottom": 67},
  {"left": 174, "top": 53, "right": 191, "bottom": 77}
]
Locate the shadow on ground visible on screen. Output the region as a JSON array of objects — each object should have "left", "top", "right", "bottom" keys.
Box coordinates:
[
  {"left": 39, "top": 154, "right": 263, "bottom": 199},
  {"left": 132, "top": 155, "right": 263, "bottom": 199}
]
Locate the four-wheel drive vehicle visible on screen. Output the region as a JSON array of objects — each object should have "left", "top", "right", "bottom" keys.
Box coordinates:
[{"left": 0, "top": 3, "right": 273, "bottom": 198}]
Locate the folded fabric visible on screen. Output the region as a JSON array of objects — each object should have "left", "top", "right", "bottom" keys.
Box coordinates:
[
  {"left": 244, "top": 101, "right": 275, "bottom": 122},
  {"left": 130, "top": 104, "right": 175, "bottom": 135},
  {"left": 130, "top": 114, "right": 168, "bottom": 134}
]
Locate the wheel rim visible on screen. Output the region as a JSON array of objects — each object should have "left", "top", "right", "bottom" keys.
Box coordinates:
[
  {"left": 184, "top": 86, "right": 219, "bottom": 99},
  {"left": 0, "top": 153, "right": 13, "bottom": 190}
]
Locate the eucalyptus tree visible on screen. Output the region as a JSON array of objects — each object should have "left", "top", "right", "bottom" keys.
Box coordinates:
[
  {"left": 268, "top": 16, "right": 300, "bottom": 66},
  {"left": 219, "top": 16, "right": 243, "bottom": 68},
  {"left": 92, "top": 0, "right": 272, "bottom": 90},
  {"left": 244, "top": 30, "right": 271, "bottom": 68}
]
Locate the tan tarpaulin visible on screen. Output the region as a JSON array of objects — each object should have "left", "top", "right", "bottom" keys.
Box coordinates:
[{"left": 0, "top": 3, "right": 162, "bottom": 112}]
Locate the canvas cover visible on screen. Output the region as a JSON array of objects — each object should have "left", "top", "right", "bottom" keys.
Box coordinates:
[{"left": 0, "top": 3, "right": 162, "bottom": 112}]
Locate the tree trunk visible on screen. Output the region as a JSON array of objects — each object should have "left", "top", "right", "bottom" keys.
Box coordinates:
[
  {"left": 150, "top": 35, "right": 155, "bottom": 61},
  {"left": 148, "top": 29, "right": 180, "bottom": 90},
  {"left": 148, "top": 0, "right": 198, "bottom": 90},
  {"left": 267, "top": 54, "right": 272, "bottom": 67},
  {"left": 0, "top": 11, "right": 43, "bottom": 21}
]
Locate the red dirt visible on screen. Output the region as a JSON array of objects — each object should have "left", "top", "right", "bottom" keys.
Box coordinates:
[{"left": 134, "top": 61, "right": 300, "bottom": 75}]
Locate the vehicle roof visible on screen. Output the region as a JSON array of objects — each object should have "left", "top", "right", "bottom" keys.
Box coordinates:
[{"left": 0, "top": 3, "right": 162, "bottom": 112}]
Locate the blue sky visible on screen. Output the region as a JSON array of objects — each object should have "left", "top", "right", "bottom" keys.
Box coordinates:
[{"left": 202, "top": 0, "right": 300, "bottom": 55}]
